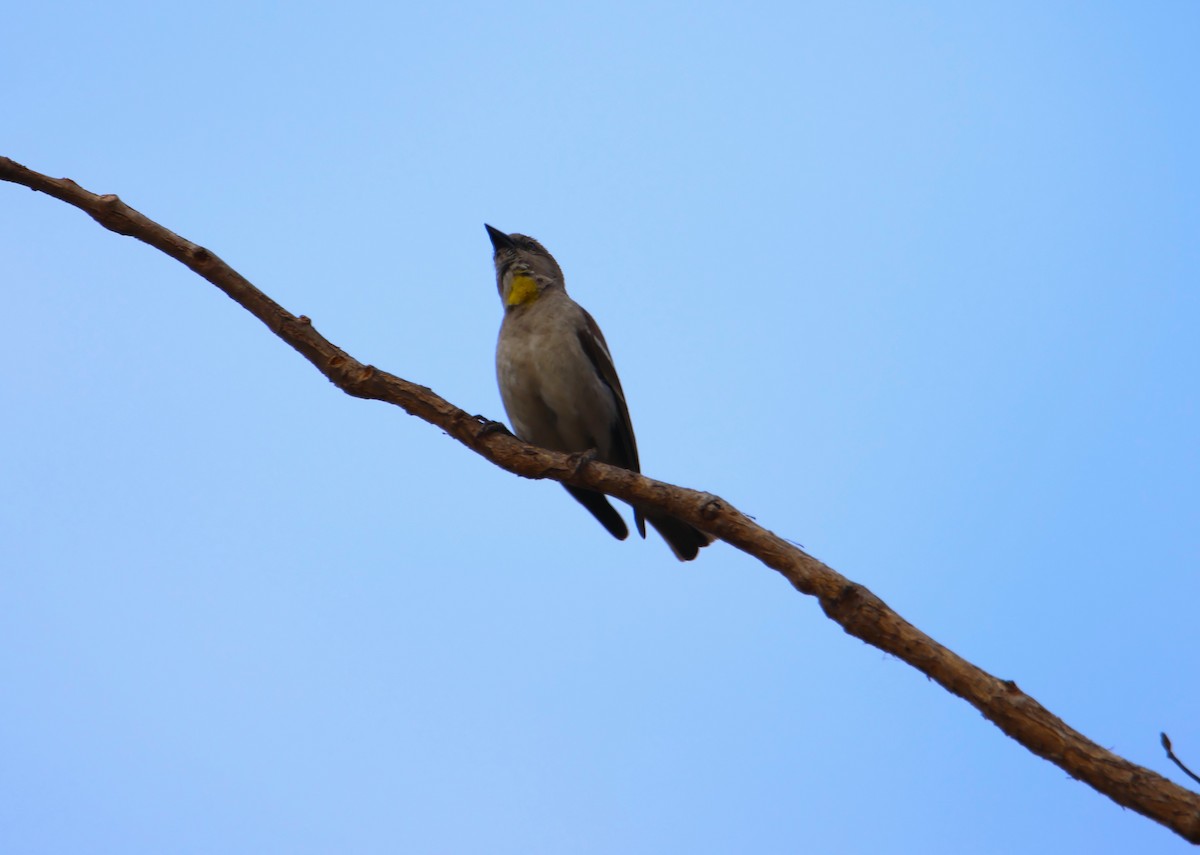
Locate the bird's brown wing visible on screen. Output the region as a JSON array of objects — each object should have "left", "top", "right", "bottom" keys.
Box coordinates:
[
  {"left": 576, "top": 309, "right": 645, "bottom": 538},
  {"left": 575, "top": 308, "right": 714, "bottom": 562},
  {"left": 576, "top": 309, "right": 641, "bottom": 474}
]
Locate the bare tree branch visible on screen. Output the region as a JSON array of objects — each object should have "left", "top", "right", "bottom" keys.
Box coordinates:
[{"left": 3, "top": 155, "right": 1198, "bottom": 844}]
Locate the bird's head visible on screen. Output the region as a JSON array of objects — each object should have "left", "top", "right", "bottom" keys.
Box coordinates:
[{"left": 485, "top": 224, "right": 565, "bottom": 309}]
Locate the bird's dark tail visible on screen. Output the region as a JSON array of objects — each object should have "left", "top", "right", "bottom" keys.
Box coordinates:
[
  {"left": 643, "top": 512, "right": 714, "bottom": 562},
  {"left": 565, "top": 485, "right": 713, "bottom": 561},
  {"left": 564, "top": 485, "right": 629, "bottom": 540}
]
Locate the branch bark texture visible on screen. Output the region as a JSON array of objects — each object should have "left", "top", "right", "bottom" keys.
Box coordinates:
[{"left": 3, "top": 155, "right": 1197, "bottom": 844}]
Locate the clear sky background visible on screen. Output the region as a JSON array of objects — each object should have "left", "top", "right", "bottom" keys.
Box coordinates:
[{"left": 3, "top": 3, "right": 1198, "bottom": 853}]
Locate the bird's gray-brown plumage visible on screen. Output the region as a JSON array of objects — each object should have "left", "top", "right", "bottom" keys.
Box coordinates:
[{"left": 487, "top": 224, "right": 712, "bottom": 561}]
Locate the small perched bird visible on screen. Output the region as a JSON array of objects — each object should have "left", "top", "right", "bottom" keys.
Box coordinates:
[{"left": 487, "top": 224, "right": 713, "bottom": 561}]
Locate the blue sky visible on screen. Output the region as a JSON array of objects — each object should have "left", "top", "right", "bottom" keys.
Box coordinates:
[{"left": 3, "top": 2, "right": 1198, "bottom": 852}]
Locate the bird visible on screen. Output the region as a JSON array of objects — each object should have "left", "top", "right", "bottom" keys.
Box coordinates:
[{"left": 487, "top": 223, "right": 713, "bottom": 561}]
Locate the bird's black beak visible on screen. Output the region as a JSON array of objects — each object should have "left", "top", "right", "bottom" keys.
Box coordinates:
[{"left": 485, "top": 223, "right": 515, "bottom": 252}]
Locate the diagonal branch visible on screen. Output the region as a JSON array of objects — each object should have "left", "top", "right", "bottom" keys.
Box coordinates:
[{"left": 3, "top": 155, "right": 1198, "bottom": 844}]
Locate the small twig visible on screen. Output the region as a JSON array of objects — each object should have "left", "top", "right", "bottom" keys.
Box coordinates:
[{"left": 1162, "top": 733, "right": 1200, "bottom": 786}]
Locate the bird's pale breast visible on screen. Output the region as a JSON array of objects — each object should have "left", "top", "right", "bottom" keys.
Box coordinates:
[{"left": 496, "top": 295, "right": 620, "bottom": 460}]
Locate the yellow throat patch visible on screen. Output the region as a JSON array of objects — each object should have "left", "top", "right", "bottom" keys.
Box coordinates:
[{"left": 506, "top": 273, "right": 540, "bottom": 307}]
